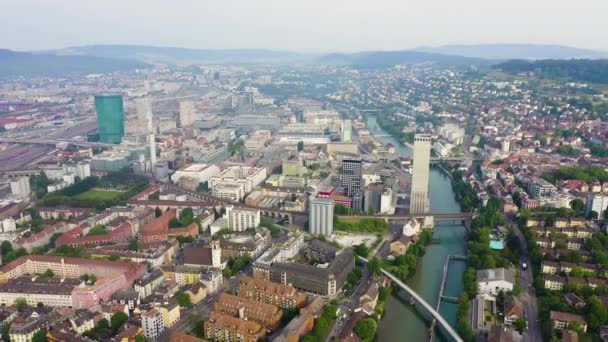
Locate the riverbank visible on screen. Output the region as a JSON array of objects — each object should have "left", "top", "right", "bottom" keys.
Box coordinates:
[{"left": 364, "top": 115, "right": 468, "bottom": 341}]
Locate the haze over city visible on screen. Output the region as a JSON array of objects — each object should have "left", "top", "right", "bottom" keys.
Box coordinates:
[{"left": 2, "top": 0, "right": 608, "bottom": 52}]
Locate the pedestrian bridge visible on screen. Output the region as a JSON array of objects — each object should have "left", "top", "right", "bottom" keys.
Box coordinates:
[{"left": 357, "top": 256, "right": 463, "bottom": 342}]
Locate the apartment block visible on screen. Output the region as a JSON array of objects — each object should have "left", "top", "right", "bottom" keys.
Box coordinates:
[
  {"left": 214, "top": 293, "right": 282, "bottom": 330},
  {"left": 237, "top": 276, "right": 305, "bottom": 309}
]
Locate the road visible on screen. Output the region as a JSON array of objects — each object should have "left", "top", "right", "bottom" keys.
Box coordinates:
[{"left": 510, "top": 216, "right": 542, "bottom": 342}]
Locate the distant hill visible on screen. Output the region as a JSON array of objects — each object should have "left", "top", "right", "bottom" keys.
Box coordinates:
[
  {"left": 493, "top": 59, "right": 608, "bottom": 84},
  {"left": 0, "top": 49, "right": 149, "bottom": 79},
  {"left": 414, "top": 44, "right": 608, "bottom": 60},
  {"left": 317, "top": 50, "right": 490, "bottom": 67},
  {"left": 52, "top": 45, "right": 307, "bottom": 65}
]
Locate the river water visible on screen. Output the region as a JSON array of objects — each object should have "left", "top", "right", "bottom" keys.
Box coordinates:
[{"left": 366, "top": 116, "right": 467, "bottom": 341}]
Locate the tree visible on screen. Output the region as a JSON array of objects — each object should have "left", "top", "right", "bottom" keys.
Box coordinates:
[
  {"left": 129, "top": 238, "right": 138, "bottom": 252},
  {"left": 587, "top": 296, "right": 608, "bottom": 330},
  {"left": 297, "top": 141, "right": 304, "bottom": 152},
  {"left": 570, "top": 199, "right": 585, "bottom": 214},
  {"left": 179, "top": 208, "right": 194, "bottom": 226},
  {"left": 512, "top": 192, "right": 522, "bottom": 208},
  {"left": 354, "top": 318, "right": 377, "bottom": 341},
  {"left": 590, "top": 211, "right": 599, "bottom": 220},
  {"left": 367, "top": 256, "right": 382, "bottom": 276},
  {"left": 513, "top": 271, "right": 522, "bottom": 296},
  {"left": 134, "top": 336, "right": 146, "bottom": 342},
  {"left": 154, "top": 207, "right": 162, "bottom": 218},
  {"left": 14, "top": 298, "right": 27, "bottom": 312},
  {"left": 353, "top": 244, "right": 370, "bottom": 258},
  {"left": 31, "top": 330, "right": 47, "bottom": 342},
  {"left": 2, "top": 322, "right": 10, "bottom": 342},
  {"left": 110, "top": 312, "right": 129, "bottom": 332},
  {"left": 1, "top": 240, "right": 13, "bottom": 255},
  {"left": 197, "top": 181, "right": 209, "bottom": 192},
  {"left": 514, "top": 318, "right": 527, "bottom": 334},
  {"left": 175, "top": 292, "right": 193, "bottom": 308},
  {"left": 169, "top": 217, "right": 182, "bottom": 228},
  {"left": 42, "top": 269, "right": 54, "bottom": 278},
  {"left": 313, "top": 316, "right": 329, "bottom": 338}
]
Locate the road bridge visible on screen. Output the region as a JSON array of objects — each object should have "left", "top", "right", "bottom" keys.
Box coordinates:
[
  {"left": 357, "top": 256, "right": 463, "bottom": 342},
  {"left": 160, "top": 183, "right": 475, "bottom": 225}
]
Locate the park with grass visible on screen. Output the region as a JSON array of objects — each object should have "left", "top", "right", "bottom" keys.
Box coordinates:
[{"left": 35, "top": 168, "right": 148, "bottom": 210}]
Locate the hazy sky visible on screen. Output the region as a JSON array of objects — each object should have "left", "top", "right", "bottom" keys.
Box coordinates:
[{"left": 2, "top": 0, "right": 608, "bottom": 52}]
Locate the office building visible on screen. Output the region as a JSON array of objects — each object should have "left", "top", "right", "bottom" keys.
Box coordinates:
[
  {"left": 172, "top": 163, "right": 220, "bottom": 185},
  {"left": 210, "top": 166, "right": 267, "bottom": 195},
  {"left": 142, "top": 309, "right": 165, "bottom": 340},
  {"left": 268, "top": 249, "right": 354, "bottom": 297},
  {"left": 341, "top": 158, "right": 362, "bottom": 197},
  {"left": 10, "top": 177, "right": 30, "bottom": 198},
  {"left": 95, "top": 95, "right": 125, "bottom": 144},
  {"left": 308, "top": 197, "right": 334, "bottom": 236},
  {"left": 410, "top": 134, "right": 431, "bottom": 214},
  {"left": 586, "top": 194, "right": 608, "bottom": 218},
  {"left": 179, "top": 101, "right": 195, "bottom": 127},
  {"left": 226, "top": 206, "right": 261, "bottom": 231}
]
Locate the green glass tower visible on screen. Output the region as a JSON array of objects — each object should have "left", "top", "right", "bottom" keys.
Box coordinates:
[{"left": 95, "top": 95, "right": 125, "bottom": 144}]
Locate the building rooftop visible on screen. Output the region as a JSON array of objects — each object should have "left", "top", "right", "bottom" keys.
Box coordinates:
[{"left": 476, "top": 268, "right": 515, "bottom": 284}]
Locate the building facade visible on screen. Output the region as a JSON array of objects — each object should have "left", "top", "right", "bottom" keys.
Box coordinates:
[
  {"left": 410, "top": 134, "right": 431, "bottom": 214},
  {"left": 226, "top": 206, "right": 261, "bottom": 231},
  {"left": 95, "top": 95, "right": 125, "bottom": 144},
  {"left": 341, "top": 158, "right": 362, "bottom": 199},
  {"left": 142, "top": 309, "right": 165, "bottom": 340},
  {"left": 179, "top": 101, "right": 195, "bottom": 127},
  {"left": 308, "top": 197, "right": 334, "bottom": 236},
  {"left": 10, "top": 177, "right": 30, "bottom": 198}
]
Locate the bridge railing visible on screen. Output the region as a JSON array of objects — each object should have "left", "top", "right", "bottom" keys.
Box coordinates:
[{"left": 357, "top": 256, "right": 463, "bottom": 342}]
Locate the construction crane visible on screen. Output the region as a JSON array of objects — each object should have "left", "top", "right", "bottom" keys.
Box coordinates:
[{"left": 135, "top": 94, "right": 198, "bottom": 171}]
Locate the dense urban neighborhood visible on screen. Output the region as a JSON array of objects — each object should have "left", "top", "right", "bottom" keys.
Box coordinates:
[{"left": 0, "top": 53, "right": 606, "bottom": 342}]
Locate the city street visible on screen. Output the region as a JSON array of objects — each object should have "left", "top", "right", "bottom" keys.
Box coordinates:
[{"left": 510, "top": 217, "right": 542, "bottom": 342}]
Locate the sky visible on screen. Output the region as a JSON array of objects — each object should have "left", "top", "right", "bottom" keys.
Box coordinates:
[{"left": 2, "top": 0, "right": 608, "bottom": 52}]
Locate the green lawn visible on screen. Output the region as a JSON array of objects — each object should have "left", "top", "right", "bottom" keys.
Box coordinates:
[{"left": 74, "top": 190, "right": 123, "bottom": 201}]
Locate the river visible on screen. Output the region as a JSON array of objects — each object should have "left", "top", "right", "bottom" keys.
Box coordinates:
[{"left": 366, "top": 115, "right": 467, "bottom": 341}]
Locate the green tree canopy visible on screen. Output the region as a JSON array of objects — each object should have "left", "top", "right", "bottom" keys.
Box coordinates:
[{"left": 354, "top": 318, "right": 377, "bottom": 341}]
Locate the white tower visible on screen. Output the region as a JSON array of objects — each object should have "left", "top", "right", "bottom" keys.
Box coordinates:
[
  {"left": 410, "top": 134, "right": 431, "bottom": 214},
  {"left": 136, "top": 98, "right": 157, "bottom": 167},
  {"left": 211, "top": 240, "right": 221, "bottom": 268}
]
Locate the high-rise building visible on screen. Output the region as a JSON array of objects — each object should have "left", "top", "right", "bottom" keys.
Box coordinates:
[
  {"left": 341, "top": 158, "right": 362, "bottom": 198},
  {"left": 10, "top": 177, "right": 30, "bottom": 198},
  {"left": 179, "top": 101, "right": 195, "bottom": 127},
  {"left": 94, "top": 95, "right": 125, "bottom": 144},
  {"left": 309, "top": 197, "right": 334, "bottom": 236},
  {"left": 410, "top": 134, "right": 431, "bottom": 214}
]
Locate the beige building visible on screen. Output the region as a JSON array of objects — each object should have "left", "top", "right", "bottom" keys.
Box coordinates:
[
  {"left": 327, "top": 142, "right": 358, "bottom": 155},
  {"left": 410, "top": 135, "right": 431, "bottom": 214},
  {"left": 179, "top": 101, "right": 195, "bottom": 127}
]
